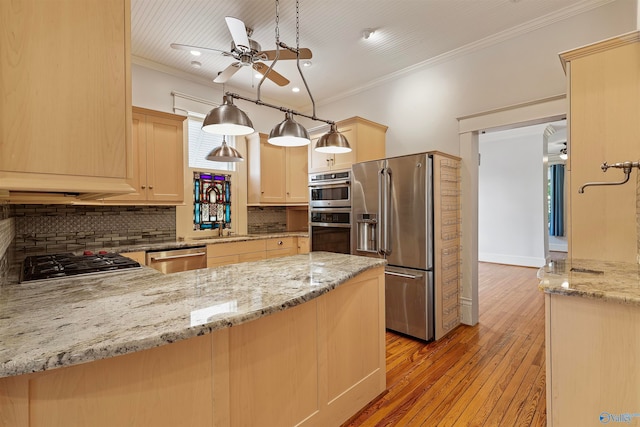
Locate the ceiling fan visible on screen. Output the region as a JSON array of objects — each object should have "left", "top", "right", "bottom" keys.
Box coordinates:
[{"left": 170, "top": 16, "right": 312, "bottom": 87}]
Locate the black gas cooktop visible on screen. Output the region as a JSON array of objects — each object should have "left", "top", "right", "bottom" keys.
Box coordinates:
[{"left": 21, "top": 252, "right": 141, "bottom": 283}]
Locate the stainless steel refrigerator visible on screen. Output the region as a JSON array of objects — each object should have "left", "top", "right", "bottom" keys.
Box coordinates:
[{"left": 351, "top": 153, "right": 434, "bottom": 341}]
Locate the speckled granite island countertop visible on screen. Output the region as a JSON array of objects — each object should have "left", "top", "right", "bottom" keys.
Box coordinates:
[
  {"left": 0, "top": 252, "right": 385, "bottom": 379},
  {"left": 538, "top": 258, "right": 640, "bottom": 306}
]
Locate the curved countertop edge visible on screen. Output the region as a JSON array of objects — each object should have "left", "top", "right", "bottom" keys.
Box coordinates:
[
  {"left": 0, "top": 253, "right": 385, "bottom": 379},
  {"left": 537, "top": 258, "right": 640, "bottom": 307}
]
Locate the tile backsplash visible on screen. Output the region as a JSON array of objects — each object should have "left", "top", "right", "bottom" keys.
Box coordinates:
[
  {"left": 247, "top": 206, "right": 287, "bottom": 234},
  {"left": 12, "top": 205, "right": 176, "bottom": 261},
  {"left": 0, "top": 204, "right": 14, "bottom": 282}
]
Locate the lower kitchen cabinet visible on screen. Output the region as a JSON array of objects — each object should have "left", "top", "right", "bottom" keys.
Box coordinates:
[
  {"left": 107, "top": 107, "right": 185, "bottom": 204},
  {"left": 206, "top": 237, "right": 305, "bottom": 268},
  {"left": 0, "top": 268, "right": 385, "bottom": 427},
  {"left": 545, "top": 293, "right": 640, "bottom": 426},
  {"left": 265, "top": 237, "right": 297, "bottom": 258}
]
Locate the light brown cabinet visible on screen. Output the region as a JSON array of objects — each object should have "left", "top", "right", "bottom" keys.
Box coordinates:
[
  {"left": 0, "top": 268, "right": 385, "bottom": 427},
  {"left": 206, "top": 237, "right": 305, "bottom": 268},
  {"left": 247, "top": 134, "right": 308, "bottom": 205},
  {"left": 308, "top": 117, "right": 387, "bottom": 173},
  {"left": 120, "top": 251, "right": 146, "bottom": 266},
  {"left": 108, "top": 108, "right": 185, "bottom": 204},
  {"left": 0, "top": 0, "right": 134, "bottom": 197},
  {"left": 560, "top": 32, "right": 640, "bottom": 263},
  {"left": 433, "top": 153, "right": 462, "bottom": 340}
]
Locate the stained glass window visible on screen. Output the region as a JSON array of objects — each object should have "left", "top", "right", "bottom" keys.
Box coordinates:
[{"left": 193, "top": 172, "right": 232, "bottom": 231}]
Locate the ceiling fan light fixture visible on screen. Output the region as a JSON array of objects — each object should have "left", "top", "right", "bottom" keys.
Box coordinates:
[
  {"left": 202, "top": 94, "right": 254, "bottom": 136},
  {"left": 206, "top": 136, "right": 244, "bottom": 162},
  {"left": 268, "top": 112, "right": 310, "bottom": 147},
  {"left": 315, "top": 123, "right": 352, "bottom": 153}
]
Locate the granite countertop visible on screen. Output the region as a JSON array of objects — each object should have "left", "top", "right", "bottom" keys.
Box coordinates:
[
  {"left": 0, "top": 252, "right": 384, "bottom": 379},
  {"left": 538, "top": 258, "right": 640, "bottom": 306}
]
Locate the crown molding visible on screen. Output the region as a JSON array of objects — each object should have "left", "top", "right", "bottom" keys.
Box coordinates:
[{"left": 316, "top": 0, "right": 617, "bottom": 107}]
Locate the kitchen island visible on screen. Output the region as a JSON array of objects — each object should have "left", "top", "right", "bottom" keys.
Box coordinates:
[
  {"left": 0, "top": 252, "right": 386, "bottom": 427},
  {"left": 538, "top": 258, "right": 640, "bottom": 426}
]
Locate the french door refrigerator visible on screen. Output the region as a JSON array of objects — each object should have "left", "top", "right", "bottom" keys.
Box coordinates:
[{"left": 351, "top": 153, "right": 434, "bottom": 341}]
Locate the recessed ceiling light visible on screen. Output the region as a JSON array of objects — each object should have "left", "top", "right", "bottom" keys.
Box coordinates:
[
  {"left": 190, "top": 50, "right": 201, "bottom": 56},
  {"left": 363, "top": 28, "right": 376, "bottom": 40},
  {"left": 190, "top": 61, "right": 201, "bottom": 69},
  {"left": 303, "top": 61, "right": 312, "bottom": 67},
  {"left": 292, "top": 87, "right": 300, "bottom": 93}
]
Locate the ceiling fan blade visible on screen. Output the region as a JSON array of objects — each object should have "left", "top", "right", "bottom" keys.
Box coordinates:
[
  {"left": 253, "top": 63, "right": 290, "bottom": 87},
  {"left": 213, "top": 63, "right": 242, "bottom": 83},
  {"left": 225, "top": 17, "right": 250, "bottom": 51},
  {"left": 260, "top": 48, "right": 312, "bottom": 61},
  {"left": 170, "top": 43, "right": 231, "bottom": 56}
]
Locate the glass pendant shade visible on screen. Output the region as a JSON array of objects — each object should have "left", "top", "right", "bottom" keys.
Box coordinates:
[
  {"left": 206, "top": 137, "right": 244, "bottom": 162},
  {"left": 315, "top": 123, "right": 352, "bottom": 153},
  {"left": 202, "top": 94, "right": 254, "bottom": 136},
  {"left": 268, "top": 112, "right": 310, "bottom": 147}
]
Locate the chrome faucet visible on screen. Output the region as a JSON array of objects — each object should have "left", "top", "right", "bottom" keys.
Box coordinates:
[{"left": 578, "top": 161, "right": 640, "bottom": 193}]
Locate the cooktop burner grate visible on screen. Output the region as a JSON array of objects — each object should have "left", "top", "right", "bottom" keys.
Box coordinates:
[{"left": 21, "top": 252, "right": 141, "bottom": 283}]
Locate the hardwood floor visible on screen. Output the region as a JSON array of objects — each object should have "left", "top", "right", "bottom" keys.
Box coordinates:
[{"left": 344, "top": 262, "right": 547, "bottom": 427}]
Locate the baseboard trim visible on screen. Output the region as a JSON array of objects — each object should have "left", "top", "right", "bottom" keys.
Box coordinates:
[
  {"left": 460, "top": 297, "right": 475, "bottom": 326},
  {"left": 478, "top": 252, "right": 545, "bottom": 268}
]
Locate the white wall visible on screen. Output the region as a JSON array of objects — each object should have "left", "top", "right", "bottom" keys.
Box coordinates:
[
  {"left": 478, "top": 125, "right": 547, "bottom": 268},
  {"left": 313, "top": 0, "right": 635, "bottom": 157}
]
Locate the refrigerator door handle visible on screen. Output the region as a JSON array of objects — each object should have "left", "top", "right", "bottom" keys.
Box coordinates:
[
  {"left": 378, "top": 168, "right": 385, "bottom": 255},
  {"left": 383, "top": 167, "right": 392, "bottom": 255},
  {"left": 385, "top": 270, "right": 423, "bottom": 280}
]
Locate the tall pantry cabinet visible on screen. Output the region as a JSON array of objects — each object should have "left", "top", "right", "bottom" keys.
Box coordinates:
[
  {"left": 560, "top": 31, "right": 640, "bottom": 263},
  {"left": 0, "top": 0, "right": 133, "bottom": 196}
]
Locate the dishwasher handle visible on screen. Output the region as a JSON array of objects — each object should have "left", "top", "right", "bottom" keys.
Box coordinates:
[{"left": 149, "top": 252, "right": 206, "bottom": 262}]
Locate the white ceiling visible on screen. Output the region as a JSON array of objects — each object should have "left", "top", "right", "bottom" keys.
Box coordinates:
[{"left": 131, "top": 0, "right": 612, "bottom": 109}]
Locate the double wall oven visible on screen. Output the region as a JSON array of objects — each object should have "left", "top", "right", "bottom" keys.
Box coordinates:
[{"left": 308, "top": 171, "right": 351, "bottom": 254}]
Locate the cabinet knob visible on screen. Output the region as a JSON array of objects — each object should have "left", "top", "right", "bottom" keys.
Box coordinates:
[
  {"left": 149, "top": 185, "right": 154, "bottom": 189},
  {"left": 141, "top": 185, "right": 146, "bottom": 189},
  {"left": 278, "top": 240, "right": 283, "bottom": 245}
]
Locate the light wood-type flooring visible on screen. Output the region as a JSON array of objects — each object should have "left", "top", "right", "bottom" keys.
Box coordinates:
[{"left": 344, "top": 260, "right": 552, "bottom": 426}]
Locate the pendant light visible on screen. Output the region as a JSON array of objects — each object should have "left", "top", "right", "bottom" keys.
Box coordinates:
[
  {"left": 315, "top": 123, "right": 351, "bottom": 153},
  {"left": 268, "top": 112, "right": 310, "bottom": 146},
  {"left": 206, "top": 135, "right": 244, "bottom": 162},
  {"left": 202, "top": 94, "right": 254, "bottom": 136}
]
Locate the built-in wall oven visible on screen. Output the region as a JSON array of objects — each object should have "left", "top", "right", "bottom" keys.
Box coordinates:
[
  {"left": 309, "top": 171, "right": 352, "bottom": 254},
  {"left": 309, "top": 171, "right": 351, "bottom": 208}
]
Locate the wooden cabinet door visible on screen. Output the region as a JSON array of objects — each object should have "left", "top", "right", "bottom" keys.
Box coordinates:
[
  {"left": 331, "top": 125, "right": 356, "bottom": 171},
  {"left": 286, "top": 146, "right": 309, "bottom": 203},
  {"left": 0, "top": 0, "right": 132, "bottom": 193},
  {"left": 259, "top": 140, "right": 287, "bottom": 203},
  {"left": 110, "top": 112, "right": 148, "bottom": 201},
  {"left": 308, "top": 135, "right": 334, "bottom": 173},
  {"left": 566, "top": 40, "right": 640, "bottom": 263},
  {"left": 145, "top": 114, "right": 184, "bottom": 202}
]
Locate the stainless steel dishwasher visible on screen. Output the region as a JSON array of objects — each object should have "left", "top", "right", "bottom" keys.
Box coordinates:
[{"left": 146, "top": 247, "right": 207, "bottom": 274}]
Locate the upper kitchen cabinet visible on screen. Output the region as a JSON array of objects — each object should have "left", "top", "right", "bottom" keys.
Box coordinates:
[
  {"left": 308, "top": 117, "right": 387, "bottom": 173},
  {"left": 247, "top": 133, "right": 308, "bottom": 205},
  {"left": 107, "top": 108, "right": 185, "bottom": 204},
  {"left": 560, "top": 31, "right": 640, "bottom": 263},
  {"left": 0, "top": 0, "right": 134, "bottom": 197}
]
